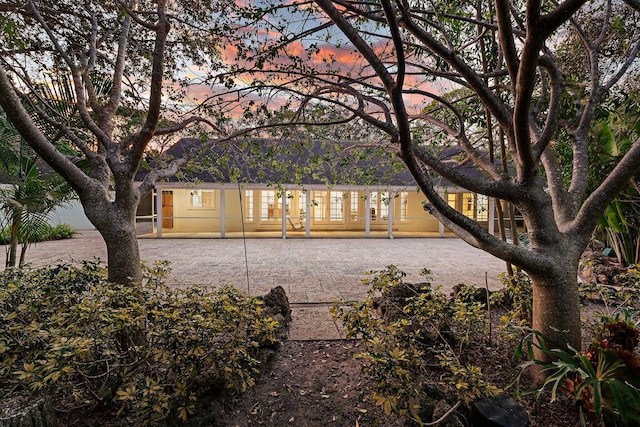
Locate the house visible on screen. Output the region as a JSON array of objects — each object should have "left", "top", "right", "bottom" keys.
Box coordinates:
[{"left": 135, "top": 139, "right": 496, "bottom": 239}]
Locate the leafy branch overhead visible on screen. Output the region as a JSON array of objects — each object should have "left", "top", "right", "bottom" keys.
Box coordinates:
[
  {"left": 211, "top": 0, "right": 640, "bottom": 374},
  {"left": 0, "top": 111, "right": 75, "bottom": 268},
  {"left": 0, "top": 0, "right": 405, "bottom": 284}
]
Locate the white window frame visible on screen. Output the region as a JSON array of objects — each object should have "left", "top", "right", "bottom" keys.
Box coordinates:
[
  {"left": 189, "top": 190, "right": 215, "bottom": 209},
  {"left": 244, "top": 190, "right": 254, "bottom": 222}
]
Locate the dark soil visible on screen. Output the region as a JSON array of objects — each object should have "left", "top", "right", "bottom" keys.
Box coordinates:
[
  {"left": 217, "top": 340, "right": 390, "bottom": 426},
  {"left": 43, "top": 335, "right": 601, "bottom": 426},
  {"left": 215, "top": 338, "right": 590, "bottom": 427},
  {"left": 215, "top": 270, "right": 630, "bottom": 427}
]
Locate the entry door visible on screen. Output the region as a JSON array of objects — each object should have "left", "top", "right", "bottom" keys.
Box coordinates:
[
  {"left": 162, "top": 191, "right": 173, "bottom": 228},
  {"left": 311, "top": 191, "right": 344, "bottom": 225}
]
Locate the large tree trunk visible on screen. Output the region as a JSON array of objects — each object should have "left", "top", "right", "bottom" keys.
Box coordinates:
[
  {"left": 101, "top": 223, "right": 142, "bottom": 285},
  {"left": 83, "top": 195, "right": 142, "bottom": 286},
  {"left": 529, "top": 263, "right": 582, "bottom": 379}
]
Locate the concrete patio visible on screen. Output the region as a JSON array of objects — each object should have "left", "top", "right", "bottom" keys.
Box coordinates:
[{"left": 13, "top": 230, "right": 508, "bottom": 339}]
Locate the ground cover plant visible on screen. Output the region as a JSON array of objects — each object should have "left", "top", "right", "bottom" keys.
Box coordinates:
[
  {"left": 2, "top": 257, "right": 639, "bottom": 426},
  {"left": 330, "top": 265, "right": 640, "bottom": 426},
  {"left": 331, "top": 266, "right": 499, "bottom": 425},
  {"left": 0, "top": 260, "right": 285, "bottom": 426}
]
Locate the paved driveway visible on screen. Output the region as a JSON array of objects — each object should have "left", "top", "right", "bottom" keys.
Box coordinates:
[
  {"left": 19, "top": 230, "right": 507, "bottom": 300},
  {"left": 15, "top": 231, "right": 508, "bottom": 339}
]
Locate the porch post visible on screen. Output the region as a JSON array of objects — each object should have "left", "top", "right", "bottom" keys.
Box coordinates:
[
  {"left": 387, "top": 192, "right": 394, "bottom": 239},
  {"left": 220, "top": 189, "right": 226, "bottom": 238},
  {"left": 488, "top": 197, "right": 495, "bottom": 235},
  {"left": 156, "top": 188, "right": 163, "bottom": 238},
  {"left": 365, "top": 191, "right": 371, "bottom": 238},
  {"left": 305, "top": 190, "right": 311, "bottom": 238},
  {"left": 282, "top": 192, "right": 287, "bottom": 239},
  {"left": 438, "top": 189, "right": 445, "bottom": 237},
  {"left": 150, "top": 188, "right": 156, "bottom": 235}
]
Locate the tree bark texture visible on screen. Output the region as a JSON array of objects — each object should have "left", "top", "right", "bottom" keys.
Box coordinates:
[
  {"left": 82, "top": 196, "right": 142, "bottom": 285},
  {"left": 530, "top": 268, "right": 582, "bottom": 363},
  {"left": 102, "top": 224, "right": 142, "bottom": 286}
]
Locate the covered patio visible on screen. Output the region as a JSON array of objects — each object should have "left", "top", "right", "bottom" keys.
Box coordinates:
[{"left": 135, "top": 183, "right": 495, "bottom": 239}]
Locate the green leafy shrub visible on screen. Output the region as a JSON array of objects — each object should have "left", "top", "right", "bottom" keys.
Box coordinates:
[
  {"left": 512, "top": 311, "right": 640, "bottom": 426},
  {"left": 486, "top": 271, "right": 534, "bottom": 345},
  {"left": 492, "top": 271, "right": 533, "bottom": 324},
  {"left": 578, "top": 263, "right": 640, "bottom": 309},
  {"left": 0, "top": 260, "right": 281, "bottom": 425},
  {"left": 331, "top": 265, "right": 499, "bottom": 425},
  {"left": 0, "top": 222, "right": 78, "bottom": 244},
  {"left": 45, "top": 223, "right": 78, "bottom": 240},
  {"left": 612, "top": 265, "right": 640, "bottom": 305}
]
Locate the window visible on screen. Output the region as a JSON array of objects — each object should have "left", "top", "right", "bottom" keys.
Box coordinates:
[
  {"left": 462, "top": 193, "right": 475, "bottom": 218},
  {"left": 400, "top": 192, "right": 408, "bottom": 221},
  {"left": 456, "top": 193, "right": 489, "bottom": 220},
  {"left": 298, "top": 192, "right": 306, "bottom": 216},
  {"left": 190, "top": 190, "right": 215, "bottom": 208},
  {"left": 446, "top": 192, "right": 456, "bottom": 209},
  {"left": 312, "top": 192, "right": 325, "bottom": 220},
  {"left": 350, "top": 191, "right": 359, "bottom": 220},
  {"left": 260, "top": 190, "right": 276, "bottom": 220},
  {"left": 476, "top": 194, "right": 489, "bottom": 221},
  {"left": 370, "top": 191, "right": 389, "bottom": 221},
  {"left": 379, "top": 192, "right": 389, "bottom": 220},
  {"left": 244, "top": 190, "right": 254, "bottom": 221},
  {"left": 329, "top": 191, "right": 343, "bottom": 221},
  {"left": 370, "top": 192, "right": 377, "bottom": 220}
]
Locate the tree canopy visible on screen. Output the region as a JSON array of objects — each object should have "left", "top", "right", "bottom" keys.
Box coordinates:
[
  {"left": 0, "top": 0, "right": 285, "bottom": 283},
  {"left": 2, "top": 0, "right": 640, "bottom": 374},
  {"left": 207, "top": 0, "right": 640, "bottom": 368}
]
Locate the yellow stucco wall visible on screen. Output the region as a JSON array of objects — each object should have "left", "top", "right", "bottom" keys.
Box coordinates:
[
  {"left": 153, "top": 187, "right": 457, "bottom": 234},
  {"left": 169, "top": 189, "right": 219, "bottom": 232},
  {"left": 151, "top": 187, "right": 496, "bottom": 233},
  {"left": 394, "top": 191, "right": 441, "bottom": 232}
]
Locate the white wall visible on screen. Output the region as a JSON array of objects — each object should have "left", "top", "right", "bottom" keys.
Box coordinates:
[{"left": 49, "top": 200, "right": 95, "bottom": 230}]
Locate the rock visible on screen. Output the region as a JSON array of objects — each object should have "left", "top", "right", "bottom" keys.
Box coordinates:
[
  {"left": 261, "top": 286, "right": 292, "bottom": 323},
  {"left": 260, "top": 286, "right": 292, "bottom": 341},
  {"left": 0, "top": 393, "right": 58, "bottom": 427},
  {"left": 579, "top": 250, "right": 626, "bottom": 286},
  {"left": 469, "top": 394, "right": 530, "bottom": 427}
]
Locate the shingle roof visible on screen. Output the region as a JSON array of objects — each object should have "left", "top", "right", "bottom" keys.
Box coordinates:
[
  {"left": 139, "top": 138, "right": 492, "bottom": 190},
  {"left": 140, "top": 138, "right": 415, "bottom": 187}
]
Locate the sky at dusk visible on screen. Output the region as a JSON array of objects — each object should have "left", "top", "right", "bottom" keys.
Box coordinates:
[{"left": 176, "top": 2, "right": 438, "bottom": 121}]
